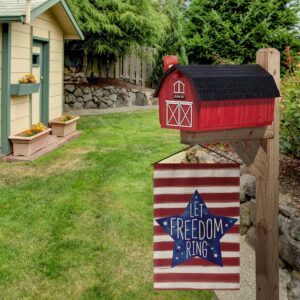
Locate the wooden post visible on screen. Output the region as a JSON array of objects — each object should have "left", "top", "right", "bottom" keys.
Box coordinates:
[
  {"left": 179, "top": 48, "right": 280, "bottom": 299},
  {"left": 254, "top": 48, "right": 280, "bottom": 300}
]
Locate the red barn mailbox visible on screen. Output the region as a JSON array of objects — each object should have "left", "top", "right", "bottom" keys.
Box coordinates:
[{"left": 154, "top": 62, "right": 280, "bottom": 132}]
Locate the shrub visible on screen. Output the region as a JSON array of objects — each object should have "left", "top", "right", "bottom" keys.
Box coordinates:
[{"left": 280, "top": 73, "right": 300, "bottom": 158}]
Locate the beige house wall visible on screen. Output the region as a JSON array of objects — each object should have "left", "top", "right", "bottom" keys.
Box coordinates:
[{"left": 10, "top": 10, "right": 64, "bottom": 136}]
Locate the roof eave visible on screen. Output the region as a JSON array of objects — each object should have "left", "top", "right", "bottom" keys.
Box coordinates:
[{"left": 31, "top": 0, "right": 84, "bottom": 40}]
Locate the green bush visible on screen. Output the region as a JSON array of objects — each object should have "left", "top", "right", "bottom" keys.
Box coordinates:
[{"left": 280, "top": 73, "right": 300, "bottom": 158}]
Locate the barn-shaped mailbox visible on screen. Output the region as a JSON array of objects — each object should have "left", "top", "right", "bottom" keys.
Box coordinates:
[{"left": 154, "top": 62, "right": 280, "bottom": 132}]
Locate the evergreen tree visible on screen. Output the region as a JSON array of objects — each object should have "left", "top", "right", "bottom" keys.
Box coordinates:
[
  {"left": 151, "top": 0, "right": 188, "bottom": 86},
  {"left": 184, "top": 0, "right": 300, "bottom": 65},
  {"left": 66, "top": 0, "right": 167, "bottom": 61}
]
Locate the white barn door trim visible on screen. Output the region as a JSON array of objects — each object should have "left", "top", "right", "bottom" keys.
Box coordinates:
[{"left": 166, "top": 100, "right": 193, "bottom": 128}]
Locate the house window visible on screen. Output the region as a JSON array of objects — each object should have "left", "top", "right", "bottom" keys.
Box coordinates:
[
  {"left": 32, "top": 53, "right": 40, "bottom": 67},
  {"left": 173, "top": 80, "right": 185, "bottom": 94}
]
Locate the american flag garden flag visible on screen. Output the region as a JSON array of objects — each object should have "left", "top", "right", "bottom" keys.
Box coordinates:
[{"left": 153, "top": 163, "right": 240, "bottom": 290}]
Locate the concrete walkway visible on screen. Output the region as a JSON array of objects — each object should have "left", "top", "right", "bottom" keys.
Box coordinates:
[{"left": 69, "top": 105, "right": 158, "bottom": 116}]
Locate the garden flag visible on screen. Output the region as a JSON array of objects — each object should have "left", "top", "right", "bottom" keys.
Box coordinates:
[{"left": 153, "top": 163, "right": 240, "bottom": 290}]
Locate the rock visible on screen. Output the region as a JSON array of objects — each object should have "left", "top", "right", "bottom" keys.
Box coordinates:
[
  {"left": 152, "top": 97, "right": 158, "bottom": 105},
  {"left": 102, "top": 89, "right": 110, "bottom": 97},
  {"left": 64, "top": 75, "right": 71, "bottom": 81},
  {"left": 83, "top": 93, "right": 93, "bottom": 102},
  {"left": 280, "top": 194, "right": 292, "bottom": 205},
  {"left": 95, "top": 89, "right": 103, "bottom": 98},
  {"left": 249, "top": 199, "right": 256, "bottom": 225},
  {"left": 70, "top": 67, "right": 76, "bottom": 73},
  {"left": 76, "top": 97, "right": 83, "bottom": 103},
  {"left": 280, "top": 204, "right": 296, "bottom": 218},
  {"left": 279, "top": 232, "right": 300, "bottom": 269},
  {"left": 109, "top": 94, "right": 118, "bottom": 102},
  {"left": 109, "top": 88, "right": 118, "bottom": 94},
  {"left": 73, "top": 102, "right": 83, "bottom": 110},
  {"left": 65, "top": 94, "right": 76, "bottom": 104},
  {"left": 120, "top": 88, "right": 127, "bottom": 95},
  {"left": 65, "top": 84, "right": 75, "bottom": 93},
  {"left": 105, "top": 99, "right": 114, "bottom": 106},
  {"left": 128, "top": 92, "right": 136, "bottom": 103},
  {"left": 85, "top": 100, "right": 97, "bottom": 109},
  {"left": 290, "top": 217, "right": 300, "bottom": 241},
  {"left": 245, "top": 226, "right": 255, "bottom": 249},
  {"left": 83, "top": 86, "right": 91, "bottom": 94},
  {"left": 74, "top": 88, "right": 83, "bottom": 97},
  {"left": 287, "top": 271, "right": 300, "bottom": 300},
  {"left": 104, "top": 86, "right": 114, "bottom": 90},
  {"left": 64, "top": 104, "right": 71, "bottom": 112},
  {"left": 100, "top": 102, "right": 108, "bottom": 109},
  {"left": 64, "top": 67, "right": 70, "bottom": 75},
  {"left": 279, "top": 213, "right": 289, "bottom": 235},
  {"left": 75, "top": 72, "right": 84, "bottom": 78},
  {"left": 135, "top": 92, "right": 146, "bottom": 106},
  {"left": 93, "top": 95, "right": 99, "bottom": 103},
  {"left": 240, "top": 174, "right": 256, "bottom": 202},
  {"left": 240, "top": 201, "right": 253, "bottom": 235}
]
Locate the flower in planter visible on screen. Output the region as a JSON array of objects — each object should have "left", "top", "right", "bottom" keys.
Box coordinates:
[
  {"left": 19, "top": 74, "right": 37, "bottom": 84},
  {"left": 23, "top": 122, "right": 47, "bottom": 137},
  {"left": 59, "top": 114, "right": 74, "bottom": 122}
]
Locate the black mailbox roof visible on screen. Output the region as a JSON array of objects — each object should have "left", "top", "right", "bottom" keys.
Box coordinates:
[{"left": 153, "top": 64, "right": 280, "bottom": 100}]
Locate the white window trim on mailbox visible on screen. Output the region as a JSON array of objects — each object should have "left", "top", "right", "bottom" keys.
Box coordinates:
[{"left": 173, "top": 80, "right": 185, "bottom": 94}]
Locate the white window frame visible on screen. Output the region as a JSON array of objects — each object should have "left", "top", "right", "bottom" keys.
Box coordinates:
[
  {"left": 166, "top": 100, "right": 193, "bottom": 128},
  {"left": 173, "top": 80, "right": 185, "bottom": 94}
]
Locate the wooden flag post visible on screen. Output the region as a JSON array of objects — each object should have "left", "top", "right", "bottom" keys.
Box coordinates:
[{"left": 180, "top": 48, "right": 280, "bottom": 300}]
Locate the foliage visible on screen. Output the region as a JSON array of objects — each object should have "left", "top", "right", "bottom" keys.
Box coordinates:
[
  {"left": 66, "top": 0, "right": 167, "bottom": 61},
  {"left": 184, "top": 0, "right": 300, "bottom": 65},
  {"left": 280, "top": 72, "right": 300, "bottom": 158},
  {"left": 0, "top": 111, "right": 213, "bottom": 300},
  {"left": 23, "top": 123, "right": 47, "bottom": 137},
  {"left": 151, "top": 0, "right": 188, "bottom": 87},
  {"left": 18, "top": 74, "right": 36, "bottom": 84},
  {"left": 59, "top": 114, "right": 75, "bottom": 122}
]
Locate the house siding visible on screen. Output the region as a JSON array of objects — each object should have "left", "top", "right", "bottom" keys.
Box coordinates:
[
  {"left": 9, "top": 10, "right": 64, "bottom": 136},
  {"left": 31, "top": 10, "right": 64, "bottom": 121}
]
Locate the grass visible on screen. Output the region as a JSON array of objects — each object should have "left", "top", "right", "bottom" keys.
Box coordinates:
[{"left": 0, "top": 110, "right": 213, "bottom": 300}]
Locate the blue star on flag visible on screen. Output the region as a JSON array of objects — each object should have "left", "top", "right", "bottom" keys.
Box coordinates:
[{"left": 156, "top": 190, "right": 238, "bottom": 267}]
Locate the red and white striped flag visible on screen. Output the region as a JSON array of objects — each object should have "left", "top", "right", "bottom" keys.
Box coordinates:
[{"left": 153, "top": 163, "right": 240, "bottom": 290}]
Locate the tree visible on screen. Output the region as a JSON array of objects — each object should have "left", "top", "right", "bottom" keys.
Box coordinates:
[
  {"left": 151, "top": 0, "right": 188, "bottom": 86},
  {"left": 184, "top": 0, "right": 300, "bottom": 65},
  {"left": 66, "top": 0, "right": 167, "bottom": 61}
]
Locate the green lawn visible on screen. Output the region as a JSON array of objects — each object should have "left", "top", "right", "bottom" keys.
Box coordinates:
[{"left": 0, "top": 110, "right": 213, "bottom": 300}]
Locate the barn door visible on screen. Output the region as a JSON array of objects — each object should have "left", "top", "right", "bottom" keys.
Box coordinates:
[{"left": 166, "top": 100, "right": 193, "bottom": 128}]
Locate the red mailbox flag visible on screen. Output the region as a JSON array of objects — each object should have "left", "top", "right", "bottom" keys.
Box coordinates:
[{"left": 153, "top": 163, "right": 240, "bottom": 290}]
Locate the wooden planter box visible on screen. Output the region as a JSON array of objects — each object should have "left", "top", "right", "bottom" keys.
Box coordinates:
[
  {"left": 10, "top": 83, "right": 40, "bottom": 96},
  {"left": 9, "top": 128, "right": 52, "bottom": 156},
  {"left": 50, "top": 116, "right": 80, "bottom": 137}
]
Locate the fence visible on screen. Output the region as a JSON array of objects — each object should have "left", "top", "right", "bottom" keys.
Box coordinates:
[{"left": 65, "top": 49, "right": 155, "bottom": 87}]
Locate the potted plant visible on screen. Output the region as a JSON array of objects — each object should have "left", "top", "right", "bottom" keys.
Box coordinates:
[
  {"left": 11, "top": 74, "right": 40, "bottom": 96},
  {"left": 50, "top": 114, "right": 80, "bottom": 137},
  {"left": 9, "top": 123, "right": 52, "bottom": 156}
]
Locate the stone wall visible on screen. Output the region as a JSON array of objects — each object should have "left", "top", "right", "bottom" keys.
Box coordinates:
[
  {"left": 183, "top": 146, "right": 300, "bottom": 300},
  {"left": 64, "top": 68, "right": 156, "bottom": 111},
  {"left": 64, "top": 84, "right": 156, "bottom": 111}
]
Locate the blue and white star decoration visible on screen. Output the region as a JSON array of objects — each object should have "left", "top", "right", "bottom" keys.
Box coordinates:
[{"left": 156, "top": 190, "right": 238, "bottom": 267}]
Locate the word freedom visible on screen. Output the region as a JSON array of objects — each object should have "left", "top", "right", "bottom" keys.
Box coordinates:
[{"left": 170, "top": 202, "right": 224, "bottom": 258}]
